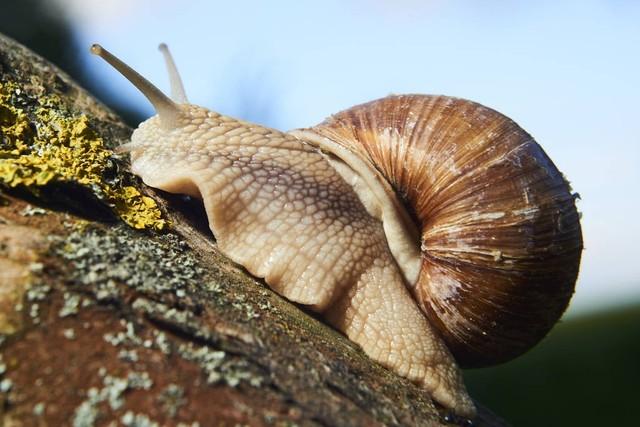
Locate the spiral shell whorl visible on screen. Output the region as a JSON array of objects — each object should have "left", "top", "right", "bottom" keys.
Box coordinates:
[{"left": 311, "top": 95, "right": 583, "bottom": 367}]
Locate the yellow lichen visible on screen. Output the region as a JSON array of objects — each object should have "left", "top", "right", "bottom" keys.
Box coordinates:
[{"left": 0, "top": 80, "right": 166, "bottom": 230}]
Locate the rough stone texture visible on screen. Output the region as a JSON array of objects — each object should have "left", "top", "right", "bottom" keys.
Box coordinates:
[{"left": 0, "top": 33, "right": 508, "bottom": 426}]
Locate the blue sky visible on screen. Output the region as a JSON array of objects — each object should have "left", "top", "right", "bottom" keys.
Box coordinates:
[{"left": 58, "top": 0, "right": 640, "bottom": 316}]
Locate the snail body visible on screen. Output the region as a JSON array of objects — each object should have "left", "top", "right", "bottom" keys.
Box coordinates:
[{"left": 91, "top": 44, "right": 582, "bottom": 419}]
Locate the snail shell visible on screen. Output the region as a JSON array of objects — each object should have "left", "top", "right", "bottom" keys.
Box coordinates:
[
  {"left": 297, "top": 95, "right": 583, "bottom": 367},
  {"left": 90, "top": 44, "right": 583, "bottom": 418}
]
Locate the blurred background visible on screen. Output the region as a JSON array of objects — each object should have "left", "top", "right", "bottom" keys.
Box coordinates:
[{"left": 1, "top": 0, "right": 637, "bottom": 425}]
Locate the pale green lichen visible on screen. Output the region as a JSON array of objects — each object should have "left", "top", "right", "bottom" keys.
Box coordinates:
[
  {"left": 0, "top": 378, "right": 13, "bottom": 392},
  {"left": 158, "top": 384, "right": 185, "bottom": 418},
  {"left": 57, "top": 226, "right": 204, "bottom": 295},
  {"left": 118, "top": 349, "right": 139, "bottom": 362},
  {"left": 33, "top": 402, "right": 46, "bottom": 416},
  {"left": 177, "top": 342, "right": 264, "bottom": 388},
  {"left": 72, "top": 371, "right": 155, "bottom": 427},
  {"left": 0, "top": 80, "right": 165, "bottom": 230},
  {"left": 120, "top": 412, "right": 160, "bottom": 427},
  {"left": 21, "top": 205, "right": 47, "bottom": 216},
  {"left": 59, "top": 292, "right": 82, "bottom": 317}
]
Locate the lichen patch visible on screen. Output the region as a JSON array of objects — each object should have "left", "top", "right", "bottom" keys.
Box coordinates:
[{"left": 0, "top": 80, "right": 165, "bottom": 230}]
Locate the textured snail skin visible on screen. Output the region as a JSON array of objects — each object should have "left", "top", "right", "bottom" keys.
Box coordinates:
[{"left": 124, "top": 105, "right": 475, "bottom": 416}]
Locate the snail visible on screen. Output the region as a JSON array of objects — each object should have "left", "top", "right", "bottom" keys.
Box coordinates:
[{"left": 90, "top": 43, "right": 583, "bottom": 419}]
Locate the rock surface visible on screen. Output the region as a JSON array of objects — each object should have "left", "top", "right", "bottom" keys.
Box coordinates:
[{"left": 0, "top": 33, "right": 507, "bottom": 427}]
